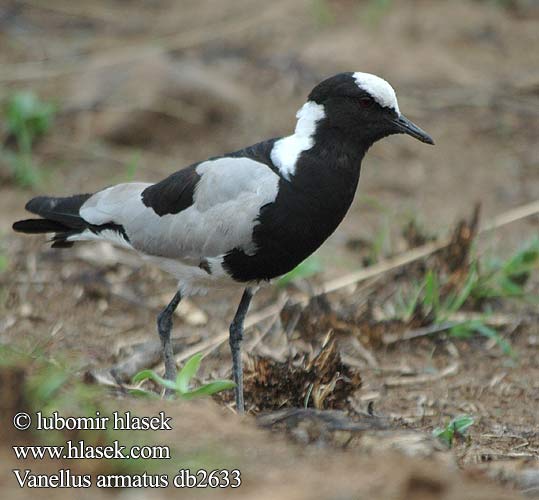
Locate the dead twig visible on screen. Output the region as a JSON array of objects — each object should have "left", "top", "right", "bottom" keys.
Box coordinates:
[
  {"left": 383, "top": 312, "right": 523, "bottom": 345},
  {"left": 383, "top": 362, "right": 459, "bottom": 387}
]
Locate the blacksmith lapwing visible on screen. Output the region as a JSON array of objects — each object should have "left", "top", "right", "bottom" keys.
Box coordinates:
[{"left": 13, "top": 72, "right": 433, "bottom": 413}]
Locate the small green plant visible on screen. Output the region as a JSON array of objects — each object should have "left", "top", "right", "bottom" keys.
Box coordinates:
[
  {"left": 451, "top": 319, "right": 514, "bottom": 357},
  {"left": 1, "top": 345, "right": 106, "bottom": 442},
  {"left": 310, "top": 0, "right": 335, "bottom": 26},
  {"left": 124, "top": 152, "right": 141, "bottom": 181},
  {"left": 394, "top": 267, "right": 477, "bottom": 324},
  {"left": 393, "top": 266, "right": 514, "bottom": 356},
  {"left": 1, "top": 91, "right": 55, "bottom": 187},
  {"left": 365, "top": 217, "right": 391, "bottom": 266},
  {"left": 433, "top": 415, "right": 474, "bottom": 447},
  {"left": 112, "top": 152, "right": 141, "bottom": 184},
  {"left": 277, "top": 255, "right": 323, "bottom": 287},
  {"left": 431, "top": 267, "right": 478, "bottom": 322},
  {"left": 133, "top": 353, "right": 235, "bottom": 399},
  {"left": 6, "top": 92, "right": 55, "bottom": 148},
  {"left": 393, "top": 279, "right": 424, "bottom": 323},
  {"left": 471, "top": 238, "right": 539, "bottom": 301},
  {"left": 0, "top": 238, "right": 7, "bottom": 272},
  {"left": 360, "top": 0, "right": 393, "bottom": 25}
]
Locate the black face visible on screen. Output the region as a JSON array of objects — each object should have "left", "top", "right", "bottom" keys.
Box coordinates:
[{"left": 308, "top": 72, "right": 434, "bottom": 146}]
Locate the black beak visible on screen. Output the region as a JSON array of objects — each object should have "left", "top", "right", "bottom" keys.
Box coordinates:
[{"left": 392, "top": 114, "right": 434, "bottom": 145}]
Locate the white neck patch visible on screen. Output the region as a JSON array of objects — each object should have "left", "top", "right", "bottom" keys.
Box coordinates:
[
  {"left": 270, "top": 101, "right": 325, "bottom": 181},
  {"left": 294, "top": 101, "right": 326, "bottom": 137},
  {"left": 353, "top": 72, "right": 400, "bottom": 114}
]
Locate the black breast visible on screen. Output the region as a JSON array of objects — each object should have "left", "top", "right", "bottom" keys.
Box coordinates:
[{"left": 223, "top": 141, "right": 363, "bottom": 282}]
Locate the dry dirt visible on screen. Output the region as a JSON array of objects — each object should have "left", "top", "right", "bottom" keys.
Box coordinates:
[{"left": 1, "top": 0, "right": 539, "bottom": 498}]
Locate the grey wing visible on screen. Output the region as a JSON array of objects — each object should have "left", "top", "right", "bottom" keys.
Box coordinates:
[{"left": 79, "top": 157, "right": 280, "bottom": 263}]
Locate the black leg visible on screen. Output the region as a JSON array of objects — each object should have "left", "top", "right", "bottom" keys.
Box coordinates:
[
  {"left": 229, "top": 288, "right": 254, "bottom": 414},
  {"left": 157, "top": 289, "right": 182, "bottom": 386}
]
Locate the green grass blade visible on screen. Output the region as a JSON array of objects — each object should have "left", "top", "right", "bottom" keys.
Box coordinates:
[
  {"left": 472, "top": 322, "right": 514, "bottom": 357},
  {"left": 452, "top": 415, "right": 474, "bottom": 435},
  {"left": 177, "top": 353, "right": 203, "bottom": 393},
  {"left": 404, "top": 282, "right": 424, "bottom": 321},
  {"left": 132, "top": 369, "right": 177, "bottom": 391},
  {"left": 432, "top": 426, "right": 454, "bottom": 447},
  {"left": 128, "top": 388, "right": 159, "bottom": 399},
  {"left": 433, "top": 414, "right": 474, "bottom": 447},
  {"left": 444, "top": 265, "right": 477, "bottom": 316},
  {"left": 181, "top": 380, "right": 235, "bottom": 400},
  {"left": 423, "top": 270, "right": 439, "bottom": 315}
]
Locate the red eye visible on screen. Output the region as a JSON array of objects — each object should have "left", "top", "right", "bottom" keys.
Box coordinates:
[{"left": 359, "top": 97, "right": 373, "bottom": 108}]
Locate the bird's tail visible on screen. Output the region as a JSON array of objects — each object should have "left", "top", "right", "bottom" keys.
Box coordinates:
[{"left": 12, "top": 194, "right": 92, "bottom": 248}]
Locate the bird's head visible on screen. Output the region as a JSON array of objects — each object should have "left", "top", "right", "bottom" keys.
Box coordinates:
[{"left": 301, "top": 71, "right": 434, "bottom": 147}]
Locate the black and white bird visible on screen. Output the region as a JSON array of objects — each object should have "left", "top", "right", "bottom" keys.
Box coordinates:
[{"left": 13, "top": 72, "right": 433, "bottom": 413}]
